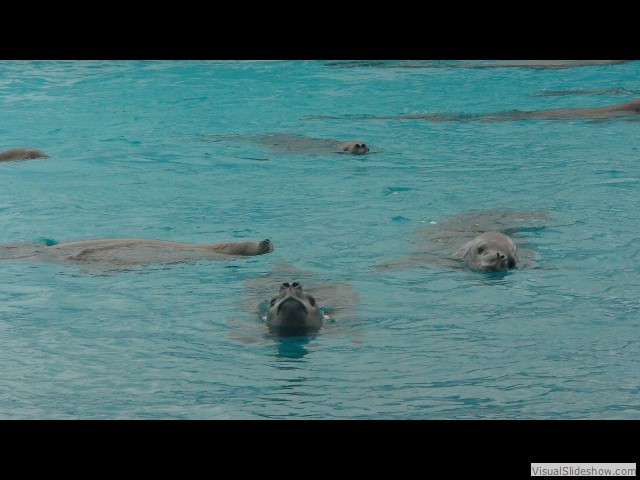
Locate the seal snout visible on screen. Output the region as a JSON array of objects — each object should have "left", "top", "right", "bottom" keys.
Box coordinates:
[
  {"left": 481, "top": 251, "right": 509, "bottom": 271},
  {"left": 277, "top": 282, "right": 307, "bottom": 313},
  {"left": 277, "top": 296, "right": 308, "bottom": 315},
  {"left": 340, "top": 141, "right": 370, "bottom": 155},
  {"left": 352, "top": 143, "right": 369, "bottom": 154},
  {"left": 259, "top": 239, "right": 274, "bottom": 253}
]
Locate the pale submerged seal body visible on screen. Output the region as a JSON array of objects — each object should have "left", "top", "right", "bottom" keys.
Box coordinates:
[
  {"left": 453, "top": 231, "right": 518, "bottom": 272},
  {"left": 206, "top": 133, "right": 370, "bottom": 156},
  {"left": 0, "top": 238, "right": 273, "bottom": 268},
  {"left": 532, "top": 87, "right": 639, "bottom": 97},
  {"left": 312, "top": 98, "right": 640, "bottom": 123},
  {"left": 0, "top": 148, "right": 48, "bottom": 162},
  {"left": 325, "top": 60, "right": 631, "bottom": 70},
  {"left": 266, "top": 282, "right": 323, "bottom": 335},
  {"left": 488, "top": 98, "right": 640, "bottom": 121},
  {"left": 52, "top": 238, "right": 273, "bottom": 256}
]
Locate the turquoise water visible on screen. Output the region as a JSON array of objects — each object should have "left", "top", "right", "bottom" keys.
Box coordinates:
[{"left": 1, "top": 60, "right": 638, "bottom": 419}]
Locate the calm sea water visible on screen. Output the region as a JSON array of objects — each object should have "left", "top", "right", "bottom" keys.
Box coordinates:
[{"left": 1, "top": 60, "right": 638, "bottom": 419}]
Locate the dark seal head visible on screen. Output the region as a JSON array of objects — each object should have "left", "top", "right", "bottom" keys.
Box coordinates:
[
  {"left": 266, "top": 282, "right": 323, "bottom": 335},
  {"left": 338, "top": 141, "right": 370, "bottom": 155},
  {"left": 256, "top": 239, "right": 274, "bottom": 254},
  {"left": 0, "top": 148, "right": 49, "bottom": 162},
  {"left": 455, "top": 231, "right": 518, "bottom": 272}
]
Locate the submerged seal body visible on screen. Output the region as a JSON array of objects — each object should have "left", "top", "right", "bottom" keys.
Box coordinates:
[
  {"left": 207, "top": 134, "right": 371, "bottom": 155},
  {"left": 514, "top": 98, "right": 640, "bottom": 120},
  {"left": 354, "top": 98, "right": 640, "bottom": 122},
  {"left": 325, "top": 60, "right": 630, "bottom": 70},
  {"left": 50, "top": 238, "right": 273, "bottom": 257},
  {"left": 266, "top": 282, "right": 323, "bottom": 335},
  {"left": 0, "top": 238, "right": 274, "bottom": 268},
  {"left": 454, "top": 231, "right": 518, "bottom": 272},
  {"left": 0, "top": 148, "right": 48, "bottom": 162}
]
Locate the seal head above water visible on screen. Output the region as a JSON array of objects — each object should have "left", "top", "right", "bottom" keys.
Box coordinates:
[
  {"left": 454, "top": 231, "right": 518, "bottom": 272},
  {"left": 337, "top": 141, "right": 370, "bottom": 155},
  {"left": 266, "top": 282, "right": 323, "bottom": 335}
]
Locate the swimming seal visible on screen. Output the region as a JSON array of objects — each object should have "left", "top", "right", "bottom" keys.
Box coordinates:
[
  {"left": 377, "top": 209, "right": 550, "bottom": 272},
  {"left": 326, "top": 98, "right": 640, "bottom": 122},
  {"left": 50, "top": 238, "right": 274, "bottom": 256},
  {"left": 0, "top": 238, "right": 274, "bottom": 267},
  {"left": 0, "top": 148, "right": 48, "bottom": 162},
  {"left": 325, "top": 60, "right": 631, "bottom": 70},
  {"left": 207, "top": 133, "right": 371, "bottom": 155}
]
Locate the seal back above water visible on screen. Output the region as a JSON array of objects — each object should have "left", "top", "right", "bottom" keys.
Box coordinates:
[
  {"left": 0, "top": 148, "right": 49, "bottom": 162},
  {"left": 0, "top": 238, "right": 273, "bottom": 268}
]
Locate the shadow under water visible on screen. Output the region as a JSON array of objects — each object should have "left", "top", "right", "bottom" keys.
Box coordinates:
[{"left": 272, "top": 335, "right": 315, "bottom": 360}]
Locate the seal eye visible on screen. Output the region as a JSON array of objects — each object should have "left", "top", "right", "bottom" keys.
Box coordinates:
[
  {"left": 477, "top": 246, "right": 484, "bottom": 254},
  {"left": 355, "top": 144, "right": 361, "bottom": 148},
  {"left": 292, "top": 282, "right": 300, "bottom": 288},
  {"left": 282, "top": 282, "right": 290, "bottom": 288},
  {"left": 361, "top": 143, "right": 366, "bottom": 148},
  {"left": 307, "top": 296, "right": 316, "bottom": 307}
]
